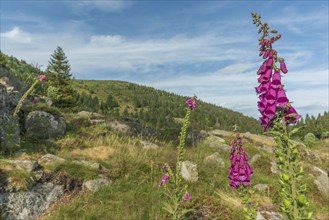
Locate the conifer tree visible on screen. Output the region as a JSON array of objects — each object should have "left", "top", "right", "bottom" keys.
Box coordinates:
[{"left": 46, "top": 46, "right": 76, "bottom": 109}]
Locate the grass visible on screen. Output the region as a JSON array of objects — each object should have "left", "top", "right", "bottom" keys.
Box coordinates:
[{"left": 4, "top": 112, "right": 327, "bottom": 219}]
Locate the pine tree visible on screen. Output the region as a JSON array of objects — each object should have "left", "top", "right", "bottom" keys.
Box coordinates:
[{"left": 46, "top": 46, "right": 77, "bottom": 109}]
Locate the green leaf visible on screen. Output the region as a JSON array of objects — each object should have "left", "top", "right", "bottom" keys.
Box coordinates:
[
  {"left": 162, "top": 203, "right": 175, "bottom": 214},
  {"left": 180, "top": 208, "right": 195, "bottom": 216},
  {"left": 298, "top": 195, "right": 307, "bottom": 204},
  {"left": 283, "top": 199, "right": 291, "bottom": 207}
]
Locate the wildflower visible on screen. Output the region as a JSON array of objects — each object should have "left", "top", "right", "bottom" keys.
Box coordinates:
[
  {"left": 158, "top": 174, "right": 169, "bottom": 187},
  {"left": 36, "top": 75, "right": 46, "bottom": 81},
  {"left": 229, "top": 135, "right": 253, "bottom": 189},
  {"left": 279, "top": 59, "right": 288, "bottom": 74},
  {"left": 183, "top": 192, "right": 191, "bottom": 201},
  {"left": 186, "top": 96, "right": 197, "bottom": 111}
]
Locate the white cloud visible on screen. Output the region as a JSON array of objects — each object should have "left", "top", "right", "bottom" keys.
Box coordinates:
[{"left": 0, "top": 26, "right": 32, "bottom": 43}]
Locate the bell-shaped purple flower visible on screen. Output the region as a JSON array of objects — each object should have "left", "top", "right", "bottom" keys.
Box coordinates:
[
  {"left": 280, "top": 60, "right": 288, "bottom": 74},
  {"left": 258, "top": 81, "right": 271, "bottom": 94},
  {"left": 184, "top": 192, "right": 192, "bottom": 201},
  {"left": 265, "top": 87, "right": 277, "bottom": 105},
  {"left": 258, "top": 100, "right": 267, "bottom": 112},
  {"left": 277, "top": 88, "right": 289, "bottom": 107},
  {"left": 158, "top": 174, "right": 170, "bottom": 187},
  {"left": 284, "top": 105, "right": 301, "bottom": 124},
  {"left": 186, "top": 96, "right": 197, "bottom": 111},
  {"left": 271, "top": 70, "right": 281, "bottom": 89},
  {"left": 264, "top": 104, "right": 276, "bottom": 119}
]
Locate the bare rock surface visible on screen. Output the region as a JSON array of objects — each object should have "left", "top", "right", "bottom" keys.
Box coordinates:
[
  {"left": 83, "top": 178, "right": 112, "bottom": 192},
  {"left": 204, "top": 152, "right": 225, "bottom": 167},
  {"left": 181, "top": 161, "right": 198, "bottom": 182}
]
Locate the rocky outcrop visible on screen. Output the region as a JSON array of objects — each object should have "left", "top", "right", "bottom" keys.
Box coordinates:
[
  {"left": 0, "top": 182, "right": 64, "bottom": 220},
  {"left": 2, "top": 159, "right": 40, "bottom": 172},
  {"left": 83, "top": 178, "right": 112, "bottom": 192},
  {"left": 187, "top": 130, "right": 207, "bottom": 146},
  {"left": 181, "top": 161, "right": 198, "bottom": 182},
  {"left": 204, "top": 152, "right": 225, "bottom": 167},
  {"left": 204, "top": 135, "right": 230, "bottom": 152},
  {"left": 25, "top": 111, "right": 66, "bottom": 139},
  {"left": 313, "top": 166, "right": 329, "bottom": 198},
  {"left": 141, "top": 140, "right": 159, "bottom": 150},
  {"left": 39, "top": 154, "right": 66, "bottom": 165}
]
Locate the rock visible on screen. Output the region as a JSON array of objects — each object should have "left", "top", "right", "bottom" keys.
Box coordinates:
[
  {"left": 242, "top": 132, "right": 276, "bottom": 147},
  {"left": 256, "top": 212, "right": 266, "bottom": 220},
  {"left": 204, "top": 152, "right": 225, "bottom": 167},
  {"left": 254, "top": 184, "right": 269, "bottom": 192},
  {"left": 83, "top": 178, "right": 112, "bottom": 192},
  {"left": 25, "top": 111, "right": 66, "bottom": 139},
  {"left": 270, "top": 161, "right": 279, "bottom": 174},
  {"left": 187, "top": 130, "right": 207, "bottom": 146},
  {"left": 208, "top": 130, "right": 233, "bottom": 138},
  {"left": 73, "top": 160, "right": 101, "bottom": 170},
  {"left": 181, "top": 161, "right": 198, "bottom": 182},
  {"left": 250, "top": 154, "right": 261, "bottom": 164},
  {"left": 141, "top": 141, "right": 159, "bottom": 150},
  {"left": 259, "top": 211, "right": 286, "bottom": 220},
  {"left": 90, "top": 119, "right": 106, "bottom": 125},
  {"left": 109, "top": 120, "right": 131, "bottom": 135},
  {"left": 204, "top": 135, "right": 230, "bottom": 152},
  {"left": 39, "top": 154, "right": 65, "bottom": 165},
  {"left": 262, "top": 145, "right": 274, "bottom": 154},
  {"left": 0, "top": 182, "right": 64, "bottom": 220},
  {"left": 313, "top": 166, "right": 329, "bottom": 198},
  {"left": 77, "top": 111, "right": 104, "bottom": 119},
  {"left": 2, "top": 159, "right": 39, "bottom": 172}
]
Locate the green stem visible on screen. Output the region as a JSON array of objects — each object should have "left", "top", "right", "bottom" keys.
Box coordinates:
[{"left": 13, "top": 80, "right": 40, "bottom": 117}]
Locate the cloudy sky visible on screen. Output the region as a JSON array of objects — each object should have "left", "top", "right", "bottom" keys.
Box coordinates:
[{"left": 1, "top": 0, "right": 328, "bottom": 119}]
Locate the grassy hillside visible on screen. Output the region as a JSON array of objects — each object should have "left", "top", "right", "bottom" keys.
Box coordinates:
[{"left": 72, "top": 79, "right": 262, "bottom": 136}]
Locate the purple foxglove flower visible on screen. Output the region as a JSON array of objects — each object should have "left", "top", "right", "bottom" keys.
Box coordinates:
[
  {"left": 259, "top": 51, "right": 265, "bottom": 57},
  {"left": 183, "top": 192, "right": 192, "bottom": 201},
  {"left": 265, "top": 87, "right": 277, "bottom": 105},
  {"left": 257, "top": 63, "right": 267, "bottom": 75},
  {"left": 268, "top": 50, "right": 274, "bottom": 58},
  {"left": 158, "top": 174, "right": 170, "bottom": 187},
  {"left": 280, "top": 60, "right": 288, "bottom": 74},
  {"left": 258, "top": 101, "right": 267, "bottom": 112},
  {"left": 186, "top": 96, "right": 197, "bottom": 111},
  {"left": 266, "top": 58, "right": 273, "bottom": 67},
  {"left": 232, "top": 163, "right": 239, "bottom": 176},
  {"left": 231, "top": 155, "right": 237, "bottom": 165},
  {"left": 276, "top": 88, "right": 289, "bottom": 107},
  {"left": 264, "top": 104, "right": 276, "bottom": 119},
  {"left": 245, "top": 163, "right": 254, "bottom": 176},
  {"left": 229, "top": 181, "right": 240, "bottom": 188},
  {"left": 242, "top": 176, "right": 251, "bottom": 187},
  {"left": 243, "top": 152, "right": 249, "bottom": 161},
  {"left": 271, "top": 70, "right": 281, "bottom": 89},
  {"left": 266, "top": 41, "right": 271, "bottom": 47},
  {"left": 239, "top": 173, "right": 248, "bottom": 182},
  {"left": 284, "top": 106, "right": 301, "bottom": 124},
  {"left": 36, "top": 75, "right": 46, "bottom": 81},
  {"left": 263, "top": 50, "right": 270, "bottom": 59},
  {"left": 259, "top": 81, "right": 271, "bottom": 94},
  {"left": 262, "top": 68, "right": 272, "bottom": 82}
]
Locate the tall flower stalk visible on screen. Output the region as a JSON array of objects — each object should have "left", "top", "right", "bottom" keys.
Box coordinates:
[
  {"left": 228, "top": 133, "right": 256, "bottom": 220},
  {"left": 159, "top": 96, "right": 196, "bottom": 220},
  {"left": 252, "top": 13, "right": 312, "bottom": 220}
]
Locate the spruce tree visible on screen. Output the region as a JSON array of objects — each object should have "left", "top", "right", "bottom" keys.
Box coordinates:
[{"left": 46, "top": 46, "right": 76, "bottom": 109}]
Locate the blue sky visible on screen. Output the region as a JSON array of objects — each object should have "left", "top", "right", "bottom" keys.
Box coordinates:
[{"left": 1, "top": 0, "right": 328, "bottom": 119}]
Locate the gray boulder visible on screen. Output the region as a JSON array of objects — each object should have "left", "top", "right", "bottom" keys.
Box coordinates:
[
  {"left": 0, "top": 182, "right": 64, "bottom": 220},
  {"left": 313, "top": 166, "right": 329, "bottom": 198},
  {"left": 83, "top": 178, "right": 112, "bottom": 192},
  {"left": 270, "top": 161, "right": 279, "bottom": 174},
  {"left": 25, "top": 111, "right": 66, "bottom": 139},
  {"left": 208, "top": 130, "right": 233, "bottom": 138},
  {"left": 181, "top": 161, "right": 198, "bottom": 182},
  {"left": 204, "top": 152, "right": 225, "bottom": 167},
  {"left": 2, "top": 159, "right": 40, "bottom": 172},
  {"left": 141, "top": 140, "right": 159, "bottom": 150},
  {"left": 73, "top": 160, "right": 101, "bottom": 170},
  {"left": 39, "top": 154, "right": 65, "bottom": 165},
  {"left": 254, "top": 184, "right": 269, "bottom": 192},
  {"left": 187, "top": 130, "right": 207, "bottom": 146},
  {"left": 204, "top": 135, "right": 230, "bottom": 152}
]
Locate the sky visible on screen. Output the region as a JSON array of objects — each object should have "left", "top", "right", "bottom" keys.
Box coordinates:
[{"left": 0, "top": 0, "right": 328, "bottom": 119}]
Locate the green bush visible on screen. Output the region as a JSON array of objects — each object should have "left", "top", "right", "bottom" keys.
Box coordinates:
[
  {"left": 320, "top": 131, "right": 329, "bottom": 139},
  {"left": 25, "top": 102, "right": 63, "bottom": 117},
  {"left": 304, "top": 133, "right": 317, "bottom": 147}
]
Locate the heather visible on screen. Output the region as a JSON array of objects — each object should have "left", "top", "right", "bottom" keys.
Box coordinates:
[{"left": 0, "top": 14, "right": 328, "bottom": 220}]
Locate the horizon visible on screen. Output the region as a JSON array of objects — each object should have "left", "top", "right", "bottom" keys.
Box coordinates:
[{"left": 1, "top": 0, "right": 328, "bottom": 119}]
